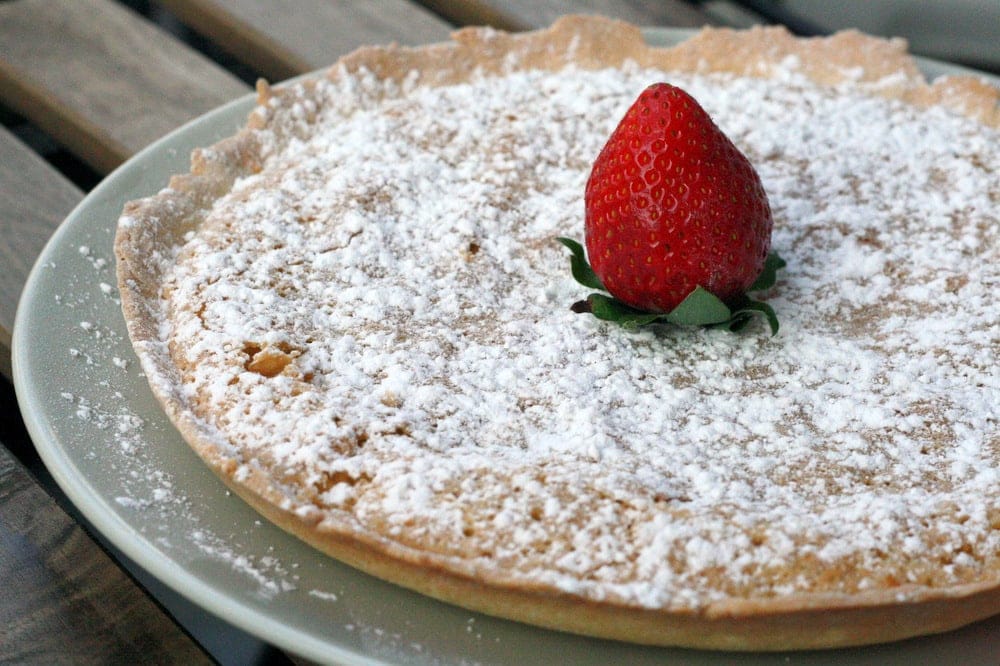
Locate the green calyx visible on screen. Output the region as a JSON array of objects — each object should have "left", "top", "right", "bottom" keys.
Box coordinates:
[{"left": 557, "top": 237, "right": 785, "bottom": 335}]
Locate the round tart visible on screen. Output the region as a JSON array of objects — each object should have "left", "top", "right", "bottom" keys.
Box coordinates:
[{"left": 115, "top": 16, "right": 1000, "bottom": 650}]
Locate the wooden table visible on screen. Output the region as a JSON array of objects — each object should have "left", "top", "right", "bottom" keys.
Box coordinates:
[{"left": 0, "top": 1, "right": 734, "bottom": 662}]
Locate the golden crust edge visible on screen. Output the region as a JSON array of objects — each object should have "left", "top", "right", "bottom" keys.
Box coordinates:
[
  {"left": 212, "top": 460, "right": 1000, "bottom": 651},
  {"left": 114, "top": 14, "right": 1000, "bottom": 649}
]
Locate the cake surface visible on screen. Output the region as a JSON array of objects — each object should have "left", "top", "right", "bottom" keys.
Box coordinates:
[{"left": 115, "top": 16, "right": 1000, "bottom": 649}]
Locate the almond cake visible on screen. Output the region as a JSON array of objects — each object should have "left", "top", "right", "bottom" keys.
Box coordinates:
[{"left": 115, "top": 16, "right": 1000, "bottom": 649}]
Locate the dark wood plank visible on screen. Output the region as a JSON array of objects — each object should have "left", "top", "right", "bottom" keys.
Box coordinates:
[
  {"left": 0, "top": 128, "right": 82, "bottom": 381},
  {"left": 0, "top": 441, "right": 212, "bottom": 664},
  {"left": 417, "top": 0, "right": 718, "bottom": 31},
  {"left": 0, "top": 0, "right": 249, "bottom": 174},
  {"left": 161, "top": 0, "right": 455, "bottom": 80}
]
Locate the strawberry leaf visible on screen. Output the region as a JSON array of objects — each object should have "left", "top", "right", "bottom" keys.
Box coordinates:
[
  {"left": 584, "top": 294, "right": 666, "bottom": 329},
  {"left": 557, "top": 237, "right": 784, "bottom": 335},
  {"left": 748, "top": 252, "right": 786, "bottom": 292},
  {"left": 729, "top": 297, "right": 780, "bottom": 335},
  {"left": 664, "top": 286, "right": 733, "bottom": 326},
  {"left": 557, "top": 237, "right": 605, "bottom": 290}
]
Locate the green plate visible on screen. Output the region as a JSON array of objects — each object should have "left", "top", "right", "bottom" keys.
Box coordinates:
[{"left": 13, "top": 28, "right": 1000, "bottom": 665}]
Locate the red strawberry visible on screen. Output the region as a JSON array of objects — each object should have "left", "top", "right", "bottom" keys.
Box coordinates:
[{"left": 584, "top": 82, "right": 773, "bottom": 314}]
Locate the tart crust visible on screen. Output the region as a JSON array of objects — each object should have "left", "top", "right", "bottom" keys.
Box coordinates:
[{"left": 115, "top": 16, "right": 1000, "bottom": 649}]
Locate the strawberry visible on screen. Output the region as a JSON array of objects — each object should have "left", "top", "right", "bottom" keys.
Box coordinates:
[{"left": 560, "top": 82, "right": 784, "bottom": 333}]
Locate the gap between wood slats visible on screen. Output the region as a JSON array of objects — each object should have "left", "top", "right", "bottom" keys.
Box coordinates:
[
  {"left": 158, "top": 0, "right": 454, "bottom": 81},
  {"left": 416, "top": 0, "right": 717, "bottom": 31}
]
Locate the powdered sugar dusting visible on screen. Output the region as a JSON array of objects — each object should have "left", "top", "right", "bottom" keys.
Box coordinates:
[
  {"left": 55, "top": 242, "right": 306, "bottom": 601},
  {"left": 145, "top": 59, "right": 998, "bottom": 610}
]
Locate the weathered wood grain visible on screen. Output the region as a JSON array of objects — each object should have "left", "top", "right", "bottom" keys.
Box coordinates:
[
  {"left": 417, "top": 0, "right": 718, "bottom": 31},
  {"left": 0, "top": 0, "right": 249, "bottom": 174},
  {"left": 160, "top": 0, "right": 455, "bottom": 80},
  {"left": 0, "top": 441, "right": 212, "bottom": 664},
  {"left": 0, "top": 128, "right": 82, "bottom": 381}
]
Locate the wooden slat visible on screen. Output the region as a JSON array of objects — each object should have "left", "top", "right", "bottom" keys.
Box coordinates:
[
  {"left": 0, "top": 128, "right": 82, "bottom": 381},
  {"left": 160, "top": 0, "right": 455, "bottom": 80},
  {"left": 417, "top": 0, "right": 718, "bottom": 31},
  {"left": 0, "top": 0, "right": 249, "bottom": 174},
  {"left": 0, "top": 441, "right": 212, "bottom": 664}
]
